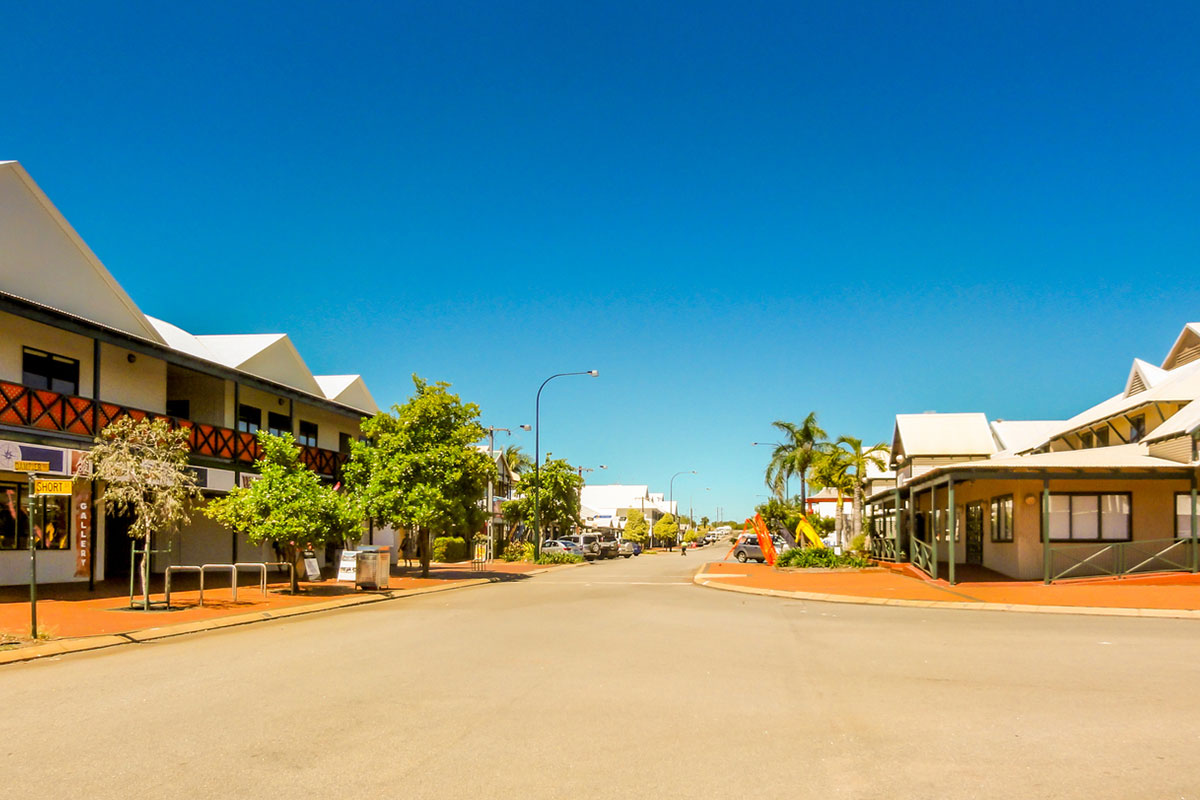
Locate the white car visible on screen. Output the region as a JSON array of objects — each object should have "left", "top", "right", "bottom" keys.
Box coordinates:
[{"left": 541, "top": 539, "right": 585, "bottom": 557}]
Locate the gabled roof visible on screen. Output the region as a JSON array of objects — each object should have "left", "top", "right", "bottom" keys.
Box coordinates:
[
  {"left": 146, "top": 316, "right": 217, "bottom": 361},
  {"left": 0, "top": 161, "right": 165, "bottom": 344},
  {"left": 1162, "top": 323, "right": 1200, "bottom": 371},
  {"left": 314, "top": 375, "right": 378, "bottom": 414},
  {"left": 581, "top": 485, "right": 651, "bottom": 510},
  {"left": 892, "top": 413, "right": 996, "bottom": 461},
  {"left": 195, "top": 333, "right": 324, "bottom": 396},
  {"left": 989, "top": 420, "right": 1064, "bottom": 455},
  {"left": 1124, "top": 358, "right": 1167, "bottom": 396}
]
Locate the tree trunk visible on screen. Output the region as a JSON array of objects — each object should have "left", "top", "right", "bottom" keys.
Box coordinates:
[
  {"left": 287, "top": 543, "right": 301, "bottom": 593},
  {"left": 852, "top": 484, "right": 863, "bottom": 549},
  {"left": 420, "top": 527, "right": 431, "bottom": 578},
  {"left": 140, "top": 533, "right": 151, "bottom": 610}
]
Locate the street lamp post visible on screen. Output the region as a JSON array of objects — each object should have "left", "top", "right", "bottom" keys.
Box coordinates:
[
  {"left": 534, "top": 370, "right": 598, "bottom": 559},
  {"left": 669, "top": 470, "right": 696, "bottom": 551}
]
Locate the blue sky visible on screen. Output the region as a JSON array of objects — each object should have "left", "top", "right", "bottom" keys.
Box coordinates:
[{"left": 4, "top": 2, "right": 1200, "bottom": 520}]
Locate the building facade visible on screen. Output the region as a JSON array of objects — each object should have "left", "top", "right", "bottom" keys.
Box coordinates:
[{"left": 0, "top": 161, "right": 380, "bottom": 586}]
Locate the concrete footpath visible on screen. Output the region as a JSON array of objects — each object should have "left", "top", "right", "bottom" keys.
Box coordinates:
[
  {"left": 694, "top": 560, "right": 1200, "bottom": 619},
  {"left": 0, "top": 561, "right": 583, "bottom": 665}
]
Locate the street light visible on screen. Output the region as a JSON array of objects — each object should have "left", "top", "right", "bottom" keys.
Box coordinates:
[
  {"left": 534, "top": 370, "right": 599, "bottom": 558},
  {"left": 669, "top": 470, "right": 696, "bottom": 551}
]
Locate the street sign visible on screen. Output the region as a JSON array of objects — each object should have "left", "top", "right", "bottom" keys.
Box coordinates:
[
  {"left": 14, "top": 460, "right": 50, "bottom": 473},
  {"left": 33, "top": 479, "right": 73, "bottom": 496}
]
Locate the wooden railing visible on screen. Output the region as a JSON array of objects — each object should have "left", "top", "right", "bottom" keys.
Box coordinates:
[{"left": 0, "top": 379, "right": 348, "bottom": 476}]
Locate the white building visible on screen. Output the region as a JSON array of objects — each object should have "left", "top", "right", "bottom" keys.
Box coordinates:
[
  {"left": 580, "top": 484, "right": 676, "bottom": 533},
  {"left": 0, "top": 160, "right": 383, "bottom": 585}
]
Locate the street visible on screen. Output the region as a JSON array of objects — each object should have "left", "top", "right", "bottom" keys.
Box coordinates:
[{"left": 3, "top": 549, "right": 1199, "bottom": 799}]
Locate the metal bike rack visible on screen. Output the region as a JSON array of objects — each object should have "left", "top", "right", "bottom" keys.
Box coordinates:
[{"left": 163, "top": 561, "right": 297, "bottom": 608}]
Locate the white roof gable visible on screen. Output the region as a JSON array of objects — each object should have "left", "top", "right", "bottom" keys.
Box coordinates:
[
  {"left": 195, "top": 333, "right": 323, "bottom": 396},
  {"left": 0, "top": 161, "right": 165, "bottom": 344},
  {"left": 1125, "top": 358, "right": 1167, "bottom": 396},
  {"left": 146, "top": 316, "right": 216, "bottom": 361},
  {"left": 314, "top": 375, "right": 378, "bottom": 414},
  {"left": 581, "top": 485, "right": 651, "bottom": 510},
  {"left": 1162, "top": 323, "right": 1200, "bottom": 371},
  {"left": 892, "top": 413, "right": 996, "bottom": 460}
]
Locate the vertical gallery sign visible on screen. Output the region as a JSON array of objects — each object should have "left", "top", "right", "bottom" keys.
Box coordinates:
[{"left": 73, "top": 481, "right": 91, "bottom": 578}]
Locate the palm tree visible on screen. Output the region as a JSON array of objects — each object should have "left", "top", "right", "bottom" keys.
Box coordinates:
[
  {"left": 808, "top": 446, "right": 855, "bottom": 548},
  {"left": 764, "top": 413, "right": 827, "bottom": 505},
  {"left": 503, "top": 444, "right": 533, "bottom": 475},
  {"left": 836, "top": 436, "right": 890, "bottom": 546}
]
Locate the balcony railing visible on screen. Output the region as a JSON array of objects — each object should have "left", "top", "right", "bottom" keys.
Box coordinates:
[{"left": 0, "top": 379, "right": 348, "bottom": 477}]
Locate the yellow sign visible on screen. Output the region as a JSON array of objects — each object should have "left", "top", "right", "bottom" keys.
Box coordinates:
[
  {"left": 14, "top": 461, "right": 51, "bottom": 473},
  {"left": 33, "top": 479, "right": 73, "bottom": 496}
]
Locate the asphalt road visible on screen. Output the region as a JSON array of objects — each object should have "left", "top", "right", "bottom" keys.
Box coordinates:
[{"left": 3, "top": 547, "right": 1199, "bottom": 799}]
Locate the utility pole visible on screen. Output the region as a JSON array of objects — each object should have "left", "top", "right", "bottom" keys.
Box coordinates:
[{"left": 485, "top": 426, "right": 512, "bottom": 561}]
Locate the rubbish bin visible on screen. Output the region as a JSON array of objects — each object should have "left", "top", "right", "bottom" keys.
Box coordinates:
[{"left": 355, "top": 546, "right": 391, "bottom": 590}]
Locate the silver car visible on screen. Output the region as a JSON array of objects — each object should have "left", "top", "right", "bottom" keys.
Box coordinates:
[
  {"left": 618, "top": 540, "right": 636, "bottom": 558},
  {"left": 541, "top": 539, "right": 585, "bottom": 557}
]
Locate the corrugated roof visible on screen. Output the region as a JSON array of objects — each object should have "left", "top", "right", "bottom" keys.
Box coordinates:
[
  {"left": 990, "top": 420, "right": 1064, "bottom": 454},
  {"left": 1145, "top": 399, "right": 1200, "bottom": 443},
  {"left": 893, "top": 413, "right": 996, "bottom": 458}
]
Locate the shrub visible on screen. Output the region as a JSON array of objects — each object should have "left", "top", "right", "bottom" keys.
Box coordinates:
[
  {"left": 432, "top": 536, "right": 469, "bottom": 563},
  {"left": 776, "top": 548, "right": 872, "bottom": 569},
  {"left": 502, "top": 540, "right": 534, "bottom": 562},
  {"left": 535, "top": 552, "right": 584, "bottom": 565},
  {"left": 849, "top": 533, "right": 867, "bottom": 553}
]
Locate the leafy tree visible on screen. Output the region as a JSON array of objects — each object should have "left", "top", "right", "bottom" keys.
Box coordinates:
[
  {"left": 754, "top": 496, "right": 806, "bottom": 535},
  {"left": 700, "top": 515, "right": 710, "bottom": 528},
  {"left": 503, "top": 444, "right": 534, "bottom": 475},
  {"left": 623, "top": 508, "right": 649, "bottom": 544},
  {"left": 80, "top": 417, "right": 201, "bottom": 608},
  {"left": 206, "top": 431, "right": 362, "bottom": 592},
  {"left": 342, "top": 375, "right": 496, "bottom": 578},
  {"left": 835, "top": 436, "right": 890, "bottom": 543},
  {"left": 502, "top": 458, "right": 583, "bottom": 540},
  {"left": 808, "top": 446, "right": 855, "bottom": 549},
  {"left": 765, "top": 413, "right": 827, "bottom": 504},
  {"left": 653, "top": 513, "right": 679, "bottom": 548}
]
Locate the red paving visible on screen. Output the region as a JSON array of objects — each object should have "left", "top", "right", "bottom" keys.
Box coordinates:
[
  {"left": 0, "top": 561, "right": 543, "bottom": 643},
  {"left": 697, "top": 561, "right": 1200, "bottom": 610}
]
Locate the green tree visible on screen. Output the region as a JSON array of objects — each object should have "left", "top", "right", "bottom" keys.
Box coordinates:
[
  {"left": 80, "top": 417, "right": 201, "bottom": 609},
  {"left": 700, "top": 515, "right": 710, "bottom": 528},
  {"left": 835, "top": 436, "right": 890, "bottom": 543},
  {"left": 342, "top": 375, "right": 496, "bottom": 578},
  {"left": 808, "top": 446, "right": 855, "bottom": 549},
  {"left": 653, "top": 513, "right": 679, "bottom": 548},
  {"left": 765, "top": 413, "right": 827, "bottom": 504},
  {"left": 206, "top": 431, "right": 361, "bottom": 592},
  {"left": 623, "top": 508, "right": 649, "bottom": 544},
  {"left": 502, "top": 458, "right": 583, "bottom": 541}
]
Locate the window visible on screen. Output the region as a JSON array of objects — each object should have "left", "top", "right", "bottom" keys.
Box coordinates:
[
  {"left": 237, "top": 404, "right": 261, "bottom": 433},
  {"left": 1080, "top": 431, "right": 1094, "bottom": 449},
  {"left": 22, "top": 347, "right": 80, "bottom": 395},
  {"left": 165, "top": 399, "right": 190, "bottom": 419},
  {"left": 1176, "top": 493, "right": 1197, "bottom": 540},
  {"left": 1096, "top": 427, "right": 1110, "bottom": 447},
  {"left": 0, "top": 484, "right": 71, "bottom": 550},
  {"left": 990, "top": 495, "right": 1013, "bottom": 542},
  {"left": 267, "top": 412, "right": 291, "bottom": 437},
  {"left": 1046, "top": 493, "right": 1131, "bottom": 541},
  {"left": 298, "top": 420, "right": 318, "bottom": 448},
  {"left": 1129, "top": 415, "right": 1146, "bottom": 443}
]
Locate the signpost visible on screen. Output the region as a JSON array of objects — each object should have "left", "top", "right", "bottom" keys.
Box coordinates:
[{"left": 20, "top": 464, "right": 73, "bottom": 639}]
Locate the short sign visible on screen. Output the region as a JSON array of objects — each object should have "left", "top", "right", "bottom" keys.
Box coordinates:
[
  {"left": 33, "top": 479, "right": 73, "bottom": 496},
  {"left": 336, "top": 550, "right": 358, "bottom": 582},
  {"left": 15, "top": 461, "right": 50, "bottom": 473},
  {"left": 303, "top": 557, "right": 321, "bottom": 582}
]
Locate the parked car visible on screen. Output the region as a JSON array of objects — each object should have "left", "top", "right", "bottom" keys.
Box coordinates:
[
  {"left": 731, "top": 533, "right": 766, "bottom": 563},
  {"left": 564, "top": 534, "right": 603, "bottom": 560},
  {"left": 598, "top": 532, "right": 621, "bottom": 559},
  {"left": 541, "top": 539, "right": 584, "bottom": 557},
  {"left": 618, "top": 540, "right": 636, "bottom": 558}
]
